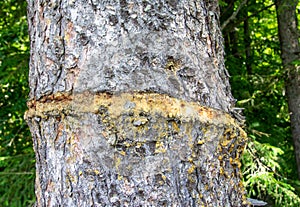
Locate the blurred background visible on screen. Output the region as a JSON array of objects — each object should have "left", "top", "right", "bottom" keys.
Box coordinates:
[{"left": 0, "top": 0, "right": 299, "bottom": 206}]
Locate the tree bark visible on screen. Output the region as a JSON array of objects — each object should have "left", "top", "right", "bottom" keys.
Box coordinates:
[
  {"left": 26, "top": 0, "right": 249, "bottom": 206},
  {"left": 243, "top": 3, "right": 252, "bottom": 75},
  {"left": 276, "top": 0, "right": 300, "bottom": 179}
]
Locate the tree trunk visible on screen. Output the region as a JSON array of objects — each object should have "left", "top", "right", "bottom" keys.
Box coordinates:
[
  {"left": 276, "top": 0, "right": 300, "bottom": 179},
  {"left": 26, "top": 0, "right": 249, "bottom": 206},
  {"left": 243, "top": 4, "right": 252, "bottom": 75}
]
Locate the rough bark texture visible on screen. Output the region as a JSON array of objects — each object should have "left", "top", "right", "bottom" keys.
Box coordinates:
[
  {"left": 276, "top": 0, "right": 300, "bottom": 179},
  {"left": 26, "top": 0, "right": 249, "bottom": 206},
  {"left": 27, "top": 0, "right": 235, "bottom": 112}
]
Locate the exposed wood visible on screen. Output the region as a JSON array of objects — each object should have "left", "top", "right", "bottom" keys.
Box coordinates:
[
  {"left": 26, "top": 0, "right": 249, "bottom": 206},
  {"left": 26, "top": 92, "right": 248, "bottom": 206}
]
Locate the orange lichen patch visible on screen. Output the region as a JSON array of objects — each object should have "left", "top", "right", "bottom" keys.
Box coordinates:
[
  {"left": 64, "top": 21, "right": 74, "bottom": 45},
  {"left": 230, "top": 157, "right": 242, "bottom": 168},
  {"left": 54, "top": 122, "right": 64, "bottom": 144},
  {"left": 164, "top": 56, "right": 182, "bottom": 72},
  {"left": 170, "top": 121, "right": 180, "bottom": 133},
  {"left": 154, "top": 141, "right": 167, "bottom": 153},
  {"left": 188, "top": 164, "right": 196, "bottom": 174},
  {"left": 197, "top": 140, "right": 205, "bottom": 145}
]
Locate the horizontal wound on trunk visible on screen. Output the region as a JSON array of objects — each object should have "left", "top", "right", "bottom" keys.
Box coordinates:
[{"left": 25, "top": 92, "right": 242, "bottom": 127}]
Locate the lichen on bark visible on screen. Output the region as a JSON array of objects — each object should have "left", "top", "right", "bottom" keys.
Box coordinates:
[
  {"left": 26, "top": 0, "right": 249, "bottom": 206},
  {"left": 27, "top": 0, "right": 235, "bottom": 112},
  {"left": 26, "top": 92, "right": 248, "bottom": 206}
]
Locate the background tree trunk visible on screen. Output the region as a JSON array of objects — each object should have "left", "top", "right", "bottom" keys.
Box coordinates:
[
  {"left": 26, "top": 0, "right": 249, "bottom": 206},
  {"left": 276, "top": 0, "right": 300, "bottom": 179}
]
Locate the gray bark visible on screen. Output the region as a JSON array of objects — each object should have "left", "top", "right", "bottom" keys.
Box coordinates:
[
  {"left": 26, "top": 0, "right": 249, "bottom": 206},
  {"left": 276, "top": 0, "right": 300, "bottom": 179},
  {"left": 27, "top": 0, "right": 235, "bottom": 111}
]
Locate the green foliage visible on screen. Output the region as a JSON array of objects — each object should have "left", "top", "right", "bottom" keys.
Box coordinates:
[
  {"left": 221, "top": 0, "right": 300, "bottom": 206},
  {"left": 0, "top": 0, "right": 35, "bottom": 206},
  {"left": 218, "top": 0, "right": 228, "bottom": 7},
  {"left": 242, "top": 140, "right": 300, "bottom": 206},
  {"left": 0, "top": 154, "right": 35, "bottom": 206},
  {"left": 1, "top": 0, "right": 299, "bottom": 206}
]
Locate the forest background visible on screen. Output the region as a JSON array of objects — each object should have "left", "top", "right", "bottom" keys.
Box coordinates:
[{"left": 0, "top": 0, "right": 299, "bottom": 206}]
